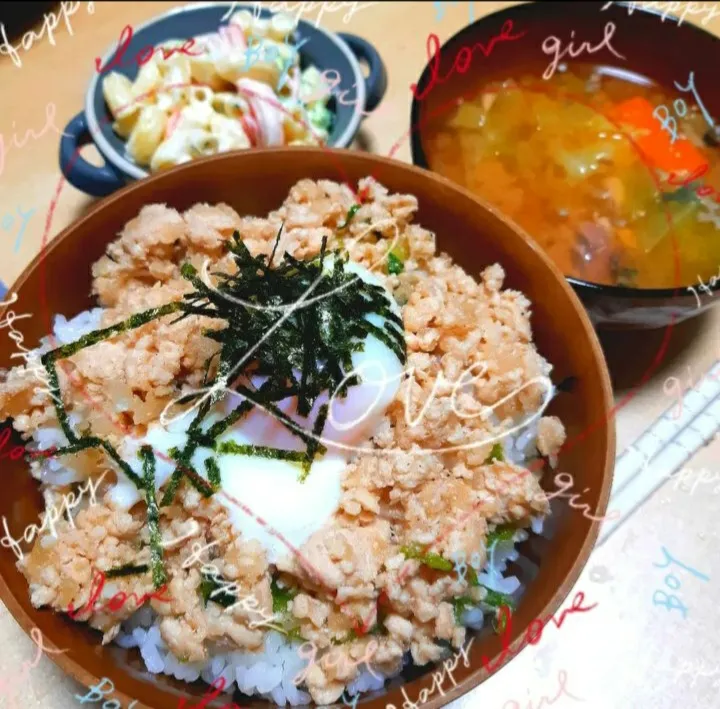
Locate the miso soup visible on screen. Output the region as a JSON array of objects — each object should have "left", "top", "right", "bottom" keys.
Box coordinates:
[{"left": 423, "top": 66, "right": 720, "bottom": 289}]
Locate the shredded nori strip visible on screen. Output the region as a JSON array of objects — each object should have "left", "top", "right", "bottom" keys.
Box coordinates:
[
  {"left": 139, "top": 446, "right": 167, "bottom": 588},
  {"left": 205, "top": 457, "right": 221, "bottom": 490},
  {"left": 50, "top": 436, "right": 104, "bottom": 457},
  {"left": 39, "top": 302, "right": 184, "bottom": 489},
  {"left": 43, "top": 302, "right": 182, "bottom": 364},
  {"left": 555, "top": 375, "right": 577, "bottom": 393},
  {"left": 35, "top": 224, "right": 406, "bottom": 549},
  {"left": 203, "top": 400, "right": 254, "bottom": 442},
  {"left": 216, "top": 440, "right": 308, "bottom": 463},
  {"left": 172, "top": 231, "right": 402, "bottom": 486},
  {"left": 105, "top": 563, "right": 150, "bottom": 579},
  {"left": 41, "top": 354, "right": 75, "bottom": 443},
  {"left": 160, "top": 397, "right": 215, "bottom": 507},
  {"left": 49, "top": 436, "right": 144, "bottom": 488},
  {"left": 299, "top": 403, "right": 329, "bottom": 483}
]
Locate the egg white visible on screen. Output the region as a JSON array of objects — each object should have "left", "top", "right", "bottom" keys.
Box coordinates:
[{"left": 111, "top": 261, "right": 403, "bottom": 563}]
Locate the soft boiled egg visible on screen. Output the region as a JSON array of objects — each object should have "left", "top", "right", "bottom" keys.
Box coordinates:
[{"left": 111, "top": 260, "right": 404, "bottom": 563}]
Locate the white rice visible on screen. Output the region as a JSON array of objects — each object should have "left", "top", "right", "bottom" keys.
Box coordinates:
[
  {"left": 115, "top": 607, "right": 393, "bottom": 705},
  {"left": 114, "top": 520, "right": 531, "bottom": 706},
  {"left": 28, "top": 307, "right": 551, "bottom": 704},
  {"left": 27, "top": 309, "right": 105, "bottom": 486},
  {"left": 116, "top": 610, "right": 312, "bottom": 706},
  {"left": 113, "top": 443, "right": 545, "bottom": 705},
  {"left": 115, "top": 611, "right": 397, "bottom": 705},
  {"left": 46, "top": 307, "right": 104, "bottom": 347}
]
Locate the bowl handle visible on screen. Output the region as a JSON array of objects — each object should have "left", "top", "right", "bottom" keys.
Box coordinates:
[
  {"left": 59, "top": 111, "right": 125, "bottom": 197},
  {"left": 337, "top": 32, "right": 387, "bottom": 114}
]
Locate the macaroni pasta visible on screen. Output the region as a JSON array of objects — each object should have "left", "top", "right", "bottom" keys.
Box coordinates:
[{"left": 102, "top": 9, "right": 334, "bottom": 171}]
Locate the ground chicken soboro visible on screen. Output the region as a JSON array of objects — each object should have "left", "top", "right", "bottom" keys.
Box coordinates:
[{"left": 0, "top": 177, "right": 565, "bottom": 705}]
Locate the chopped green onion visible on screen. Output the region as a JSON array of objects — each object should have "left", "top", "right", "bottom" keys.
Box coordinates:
[
  {"left": 401, "top": 543, "right": 453, "bottom": 571},
  {"left": 423, "top": 552, "right": 454, "bottom": 571},
  {"left": 199, "top": 570, "right": 238, "bottom": 608},
  {"left": 467, "top": 565, "right": 479, "bottom": 586},
  {"left": 339, "top": 204, "right": 360, "bottom": 229},
  {"left": 453, "top": 589, "right": 514, "bottom": 628},
  {"left": 400, "top": 542, "right": 423, "bottom": 560},
  {"left": 452, "top": 596, "right": 475, "bottom": 623},
  {"left": 286, "top": 626, "right": 306, "bottom": 642},
  {"left": 484, "top": 442, "right": 504, "bottom": 464},
  {"left": 493, "top": 605, "right": 513, "bottom": 634},
  {"left": 333, "top": 629, "right": 358, "bottom": 645},
  {"left": 270, "top": 577, "right": 307, "bottom": 640},
  {"left": 271, "top": 577, "right": 298, "bottom": 615},
  {"left": 482, "top": 587, "right": 516, "bottom": 610},
  {"left": 486, "top": 525, "right": 516, "bottom": 547},
  {"left": 387, "top": 251, "right": 404, "bottom": 275}
]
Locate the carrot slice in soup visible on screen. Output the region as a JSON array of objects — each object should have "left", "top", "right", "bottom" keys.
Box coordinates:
[
  {"left": 616, "top": 228, "right": 637, "bottom": 250},
  {"left": 611, "top": 96, "right": 658, "bottom": 131},
  {"left": 610, "top": 96, "right": 708, "bottom": 175}
]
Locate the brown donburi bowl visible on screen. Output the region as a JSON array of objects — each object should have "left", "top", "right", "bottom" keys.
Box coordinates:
[
  {"left": 0, "top": 148, "right": 615, "bottom": 709},
  {"left": 410, "top": 0, "right": 720, "bottom": 329}
]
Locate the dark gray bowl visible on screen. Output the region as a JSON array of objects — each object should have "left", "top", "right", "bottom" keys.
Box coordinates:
[{"left": 59, "top": 2, "right": 387, "bottom": 197}]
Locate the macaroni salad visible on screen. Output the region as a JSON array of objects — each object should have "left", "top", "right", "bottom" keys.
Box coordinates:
[{"left": 102, "top": 9, "right": 334, "bottom": 171}]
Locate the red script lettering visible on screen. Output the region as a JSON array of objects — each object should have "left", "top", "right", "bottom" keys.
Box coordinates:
[
  {"left": 411, "top": 20, "right": 527, "bottom": 102},
  {"left": 95, "top": 25, "right": 202, "bottom": 74}
]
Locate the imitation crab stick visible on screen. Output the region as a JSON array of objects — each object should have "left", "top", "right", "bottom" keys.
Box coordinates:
[
  {"left": 610, "top": 96, "right": 708, "bottom": 175},
  {"left": 165, "top": 109, "right": 182, "bottom": 140}
]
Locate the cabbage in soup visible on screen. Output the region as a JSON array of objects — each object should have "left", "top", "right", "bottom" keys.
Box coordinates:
[{"left": 423, "top": 66, "right": 720, "bottom": 289}]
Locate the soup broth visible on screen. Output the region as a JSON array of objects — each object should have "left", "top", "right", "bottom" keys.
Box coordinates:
[{"left": 423, "top": 66, "right": 720, "bottom": 289}]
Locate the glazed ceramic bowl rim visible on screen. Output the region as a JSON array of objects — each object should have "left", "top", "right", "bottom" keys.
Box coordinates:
[
  {"left": 84, "top": 1, "right": 366, "bottom": 180},
  {"left": 0, "top": 147, "right": 615, "bottom": 709},
  {"left": 408, "top": 0, "right": 720, "bottom": 301}
]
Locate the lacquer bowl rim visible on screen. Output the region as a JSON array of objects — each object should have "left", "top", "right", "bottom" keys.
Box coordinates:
[{"left": 0, "top": 147, "right": 615, "bottom": 709}]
